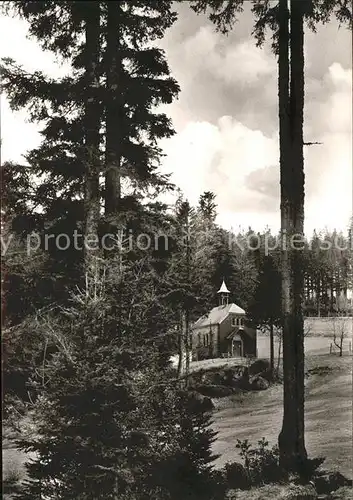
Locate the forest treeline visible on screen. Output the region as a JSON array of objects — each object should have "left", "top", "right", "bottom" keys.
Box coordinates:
[{"left": 3, "top": 179, "right": 352, "bottom": 331}]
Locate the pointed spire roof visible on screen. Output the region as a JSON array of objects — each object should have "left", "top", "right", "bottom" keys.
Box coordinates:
[{"left": 217, "top": 279, "right": 230, "bottom": 294}]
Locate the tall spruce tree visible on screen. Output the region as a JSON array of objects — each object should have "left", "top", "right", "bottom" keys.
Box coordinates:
[
  {"left": 1, "top": 0, "right": 181, "bottom": 399},
  {"left": 83, "top": 1, "right": 101, "bottom": 286},
  {"left": 1, "top": 1, "right": 180, "bottom": 275},
  {"left": 248, "top": 247, "right": 282, "bottom": 378}
]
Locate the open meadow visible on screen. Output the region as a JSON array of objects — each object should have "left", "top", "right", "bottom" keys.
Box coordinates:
[
  {"left": 211, "top": 352, "right": 352, "bottom": 479},
  {"left": 163, "top": 318, "right": 353, "bottom": 485},
  {"left": 188, "top": 318, "right": 353, "bottom": 479}
]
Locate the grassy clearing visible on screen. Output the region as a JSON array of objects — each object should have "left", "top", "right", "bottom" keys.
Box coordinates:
[
  {"left": 211, "top": 354, "right": 352, "bottom": 479},
  {"left": 305, "top": 317, "right": 353, "bottom": 338}
]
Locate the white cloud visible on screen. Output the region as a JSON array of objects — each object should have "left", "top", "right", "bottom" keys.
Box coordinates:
[
  {"left": 322, "top": 64, "right": 352, "bottom": 134},
  {"left": 328, "top": 62, "right": 352, "bottom": 87},
  {"left": 180, "top": 26, "right": 275, "bottom": 87},
  {"left": 304, "top": 62, "right": 352, "bottom": 233},
  {"left": 161, "top": 57, "right": 352, "bottom": 235},
  {"left": 218, "top": 40, "right": 276, "bottom": 84},
  {"left": 160, "top": 116, "right": 279, "bottom": 223}
]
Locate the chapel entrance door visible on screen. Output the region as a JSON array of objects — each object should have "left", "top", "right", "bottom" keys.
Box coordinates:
[{"left": 232, "top": 340, "right": 242, "bottom": 357}]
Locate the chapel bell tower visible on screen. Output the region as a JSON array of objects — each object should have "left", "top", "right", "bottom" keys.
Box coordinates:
[{"left": 217, "top": 279, "right": 230, "bottom": 306}]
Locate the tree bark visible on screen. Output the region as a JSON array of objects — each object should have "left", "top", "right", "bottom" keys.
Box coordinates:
[
  {"left": 84, "top": 2, "right": 101, "bottom": 287},
  {"left": 342, "top": 258, "right": 348, "bottom": 300},
  {"left": 276, "top": 331, "right": 282, "bottom": 376},
  {"left": 316, "top": 276, "right": 321, "bottom": 317},
  {"left": 278, "top": 0, "right": 308, "bottom": 472},
  {"left": 335, "top": 268, "right": 341, "bottom": 308},
  {"left": 184, "top": 210, "right": 191, "bottom": 383},
  {"left": 270, "top": 322, "right": 274, "bottom": 379},
  {"left": 104, "top": 3, "right": 123, "bottom": 336},
  {"left": 177, "top": 309, "right": 185, "bottom": 379},
  {"left": 278, "top": 0, "right": 296, "bottom": 467},
  {"left": 330, "top": 278, "right": 334, "bottom": 313},
  {"left": 105, "top": 2, "right": 122, "bottom": 217},
  {"left": 184, "top": 310, "right": 190, "bottom": 384}
]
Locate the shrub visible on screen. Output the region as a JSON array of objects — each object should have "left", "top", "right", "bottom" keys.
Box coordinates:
[
  {"left": 223, "top": 461, "right": 250, "bottom": 490},
  {"left": 148, "top": 389, "right": 225, "bottom": 500},
  {"left": 235, "top": 438, "right": 285, "bottom": 487},
  {"left": 313, "top": 469, "right": 351, "bottom": 495}
]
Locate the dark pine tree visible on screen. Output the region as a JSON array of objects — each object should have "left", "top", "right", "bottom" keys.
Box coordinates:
[{"left": 248, "top": 253, "right": 282, "bottom": 378}]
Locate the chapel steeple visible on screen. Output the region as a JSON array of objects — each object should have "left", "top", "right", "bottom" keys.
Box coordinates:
[{"left": 217, "top": 279, "right": 230, "bottom": 306}]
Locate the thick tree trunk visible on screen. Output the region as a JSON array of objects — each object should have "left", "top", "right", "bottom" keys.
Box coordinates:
[
  {"left": 330, "top": 278, "right": 334, "bottom": 313},
  {"left": 304, "top": 274, "right": 309, "bottom": 302},
  {"left": 105, "top": 3, "right": 123, "bottom": 336},
  {"left": 105, "top": 2, "right": 122, "bottom": 217},
  {"left": 270, "top": 322, "right": 274, "bottom": 379},
  {"left": 276, "top": 331, "right": 282, "bottom": 376},
  {"left": 323, "top": 276, "right": 329, "bottom": 315},
  {"left": 289, "top": 0, "right": 306, "bottom": 464},
  {"left": 278, "top": 0, "right": 308, "bottom": 472},
  {"left": 184, "top": 310, "right": 191, "bottom": 383},
  {"left": 316, "top": 276, "right": 321, "bottom": 317},
  {"left": 84, "top": 2, "right": 101, "bottom": 288},
  {"left": 177, "top": 310, "right": 185, "bottom": 379},
  {"left": 342, "top": 259, "right": 348, "bottom": 300},
  {"left": 335, "top": 269, "right": 341, "bottom": 308},
  {"left": 184, "top": 212, "right": 191, "bottom": 383}
]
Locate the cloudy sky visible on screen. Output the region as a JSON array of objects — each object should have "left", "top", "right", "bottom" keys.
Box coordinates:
[{"left": 1, "top": 3, "right": 352, "bottom": 235}]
